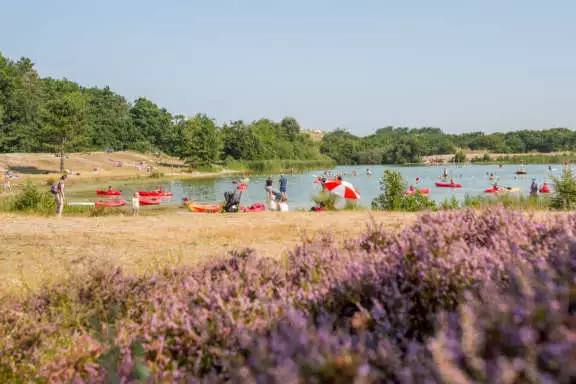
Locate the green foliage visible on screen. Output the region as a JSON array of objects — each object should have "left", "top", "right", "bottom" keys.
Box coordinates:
[
  {"left": 401, "top": 192, "right": 437, "bottom": 211},
  {"left": 0, "top": 52, "right": 326, "bottom": 169},
  {"left": 225, "top": 158, "right": 335, "bottom": 173},
  {"left": 371, "top": 170, "right": 404, "bottom": 210},
  {"left": 452, "top": 150, "right": 466, "bottom": 163},
  {"left": 372, "top": 170, "right": 436, "bottom": 211},
  {"left": 462, "top": 193, "right": 549, "bottom": 210},
  {"left": 149, "top": 171, "right": 165, "bottom": 179},
  {"left": 319, "top": 125, "right": 576, "bottom": 165},
  {"left": 312, "top": 191, "right": 338, "bottom": 210},
  {"left": 551, "top": 169, "right": 576, "bottom": 210},
  {"left": 439, "top": 196, "right": 460, "bottom": 210},
  {"left": 10, "top": 182, "right": 55, "bottom": 212},
  {"left": 179, "top": 114, "right": 222, "bottom": 167}
]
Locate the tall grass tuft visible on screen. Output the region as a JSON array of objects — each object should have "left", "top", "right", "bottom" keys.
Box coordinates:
[{"left": 225, "top": 158, "right": 336, "bottom": 173}]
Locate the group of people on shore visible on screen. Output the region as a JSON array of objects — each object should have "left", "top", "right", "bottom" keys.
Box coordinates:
[{"left": 264, "top": 174, "right": 289, "bottom": 211}]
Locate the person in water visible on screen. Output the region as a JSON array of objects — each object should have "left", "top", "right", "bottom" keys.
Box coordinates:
[
  {"left": 530, "top": 179, "right": 538, "bottom": 197},
  {"left": 489, "top": 173, "right": 494, "bottom": 180},
  {"left": 442, "top": 168, "right": 449, "bottom": 179}
]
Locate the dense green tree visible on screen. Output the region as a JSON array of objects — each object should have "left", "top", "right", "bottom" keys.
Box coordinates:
[
  {"left": 179, "top": 114, "right": 222, "bottom": 167},
  {"left": 41, "top": 92, "right": 88, "bottom": 171},
  {"left": 320, "top": 129, "right": 360, "bottom": 164}
]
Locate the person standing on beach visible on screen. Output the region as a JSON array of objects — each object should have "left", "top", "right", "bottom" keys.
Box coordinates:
[
  {"left": 279, "top": 174, "right": 288, "bottom": 199},
  {"left": 265, "top": 175, "right": 273, "bottom": 201},
  {"left": 53, "top": 175, "right": 67, "bottom": 217},
  {"left": 132, "top": 192, "right": 140, "bottom": 217},
  {"left": 3, "top": 172, "right": 11, "bottom": 193}
]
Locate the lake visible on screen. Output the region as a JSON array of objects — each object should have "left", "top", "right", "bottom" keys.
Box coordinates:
[{"left": 70, "top": 164, "right": 565, "bottom": 210}]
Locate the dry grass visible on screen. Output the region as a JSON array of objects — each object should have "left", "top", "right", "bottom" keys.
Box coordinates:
[{"left": 0, "top": 211, "right": 414, "bottom": 295}]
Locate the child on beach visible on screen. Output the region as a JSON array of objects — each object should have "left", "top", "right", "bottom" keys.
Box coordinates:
[
  {"left": 279, "top": 196, "right": 289, "bottom": 212},
  {"left": 132, "top": 192, "right": 140, "bottom": 216}
]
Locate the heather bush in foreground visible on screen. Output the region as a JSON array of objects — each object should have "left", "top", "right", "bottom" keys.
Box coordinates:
[{"left": 0, "top": 208, "right": 574, "bottom": 383}]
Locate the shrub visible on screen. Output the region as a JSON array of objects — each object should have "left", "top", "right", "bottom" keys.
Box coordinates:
[
  {"left": 149, "top": 171, "right": 165, "bottom": 179},
  {"left": 439, "top": 196, "right": 460, "bottom": 210},
  {"left": 371, "top": 170, "right": 404, "bottom": 210},
  {"left": 452, "top": 150, "right": 466, "bottom": 163},
  {"left": 372, "top": 170, "right": 436, "bottom": 211},
  {"left": 1, "top": 209, "right": 575, "bottom": 382},
  {"left": 10, "top": 182, "right": 55, "bottom": 212},
  {"left": 551, "top": 169, "right": 576, "bottom": 210},
  {"left": 312, "top": 190, "right": 338, "bottom": 210}
]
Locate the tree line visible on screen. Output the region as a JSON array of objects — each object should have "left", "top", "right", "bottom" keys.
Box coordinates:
[
  {"left": 0, "top": 53, "right": 326, "bottom": 169},
  {"left": 320, "top": 126, "right": 576, "bottom": 165},
  {"left": 2, "top": 53, "right": 575, "bottom": 168}
]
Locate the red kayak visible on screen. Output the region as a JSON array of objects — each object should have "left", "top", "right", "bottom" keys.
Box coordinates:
[
  {"left": 96, "top": 190, "right": 122, "bottom": 196},
  {"left": 404, "top": 188, "right": 430, "bottom": 195},
  {"left": 435, "top": 182, "right": 462, "bottom": 188},
  {"left": 138, "top": 191, "right": 173, "bottom": 197},
  {"left": 139, "top": 198, "right": 161, "bottom": 206},
  {"left": 241, "top": 203, "right": 266, "bottom": 213},
  {"left": 484, "top": 188, "right": 499, "bottom": 193},
  {"left": 95, "top": 200, "right": 126, "bottom": 207}
]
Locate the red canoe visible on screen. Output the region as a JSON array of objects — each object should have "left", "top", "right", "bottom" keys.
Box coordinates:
[
  {"left": 96, "top": 190, "right": 122, "bottom": 196},
  {"left": 404, "top": 188, "right": 430, "bottom": 195},
  {"left": 137, "top": 191, "right": 173, "bottom": 197},
  {"left": 139, "top": 198, "right": 161, "bottom": 206},
  {"left": 435, "top": 182, "right": 462, "bottom": 188},
  {"left": 95, "top": 200, "right": 126, "bottom": 207}
]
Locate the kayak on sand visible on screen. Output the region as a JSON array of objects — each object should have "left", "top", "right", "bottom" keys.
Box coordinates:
[
  {"left": 95, "top": 200, "right": 126, "bottom": 207},
  {"left": 137, "top": 191, "right": 173, "bottom": 197},
  {"left": 186, "top": 203, "right": 221, "bottom": 213},
  {"left": 240, "top": 203, "right": 266, "bottom": 212},
  {"left": 139, "top": 198, "right": 162, "bottom": 206},
  {"left": 435, "top": 182, "right": 462, "bottom": 188},
  {"left": 404, "top": 188, "right": 430, "bottom": 195},
  {"left": 96, "top": 189, "right": 122, "bottom": 196}
]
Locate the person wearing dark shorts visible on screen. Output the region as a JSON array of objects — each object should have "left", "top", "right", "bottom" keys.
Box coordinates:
[{"left": 279, "top": 174, "right": 288, "bottom": 199}]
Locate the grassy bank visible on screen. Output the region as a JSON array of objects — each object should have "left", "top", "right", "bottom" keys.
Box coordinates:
[
  {"left": 225, "top": 158, "right": 336, "bottom": 173},
  {"left": 472, "top": 152, "right": 576, "bottom": 165}
]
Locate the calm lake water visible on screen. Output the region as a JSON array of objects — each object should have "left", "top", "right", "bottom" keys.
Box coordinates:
[{"left": 70, "top": 164, "right": 566, "bottom": 210}]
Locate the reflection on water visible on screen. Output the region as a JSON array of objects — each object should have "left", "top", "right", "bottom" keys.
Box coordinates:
[{"left": 70, "top": 164, "right": 566, "bottom": 210}]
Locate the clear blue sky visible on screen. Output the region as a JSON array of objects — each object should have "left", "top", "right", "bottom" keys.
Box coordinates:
[{"left": 1, "top": 0, "right": 574, "bottom": 135}]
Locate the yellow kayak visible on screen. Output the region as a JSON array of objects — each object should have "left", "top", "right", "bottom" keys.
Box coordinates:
[
  {"left": 485, "top": 187, "right": 520, "bottom": 194},
  {"left": 186, "top": 203, "right": 221, "bottom": 213}
]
